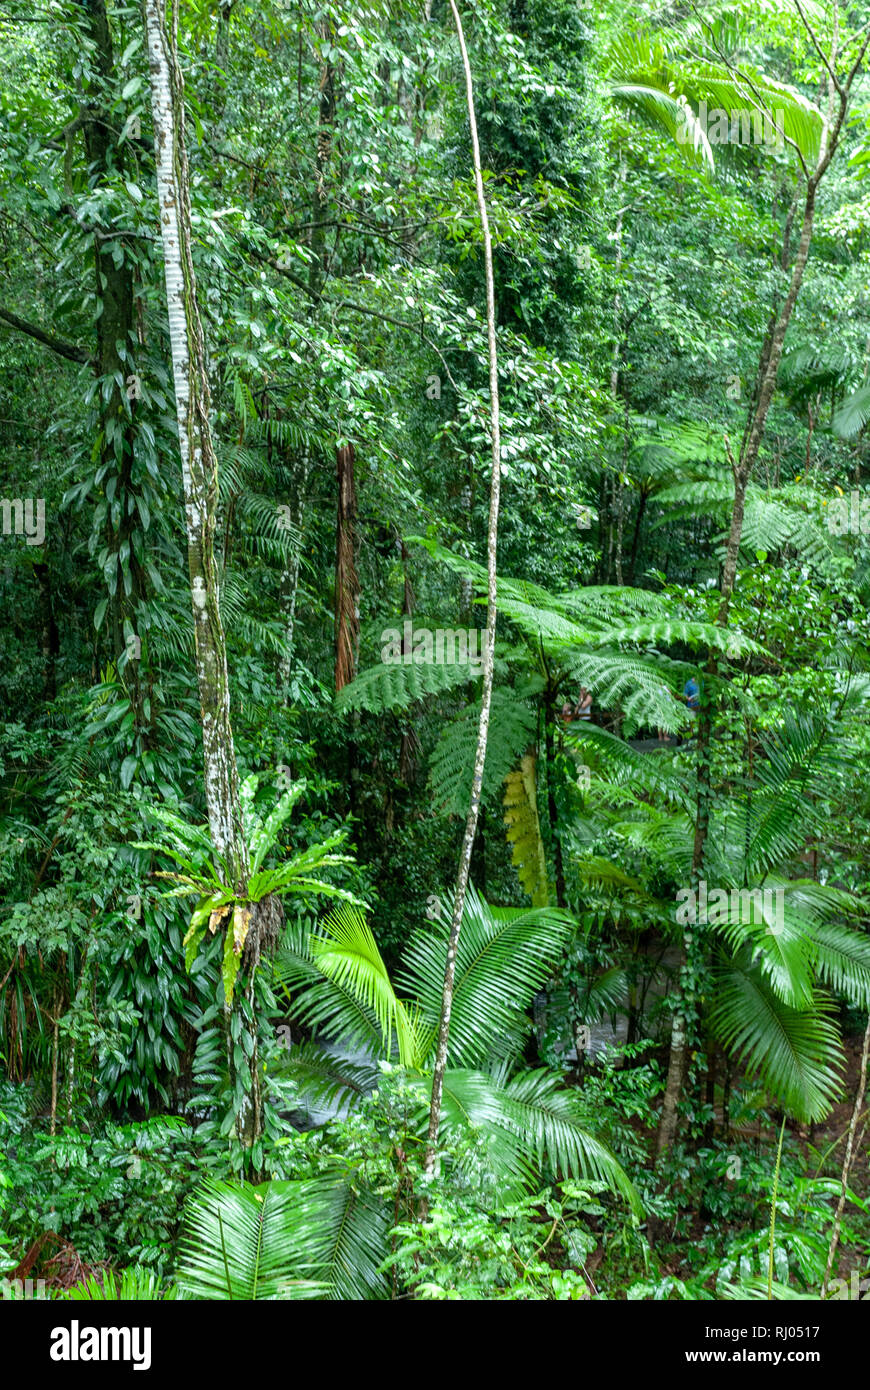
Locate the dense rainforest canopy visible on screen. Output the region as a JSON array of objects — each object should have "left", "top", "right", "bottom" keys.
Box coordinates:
[{"left": 1, "top": 0, "right": 870, "bottom": 1319}]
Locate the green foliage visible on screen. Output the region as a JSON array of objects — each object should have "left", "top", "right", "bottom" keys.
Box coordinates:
[
  {"left": 335, "top": 654, "right": 480, "bottom": 714},
  {"left": 503, "top": 754, "right": 551, "bottom": 905},
  {"left": 429, "top": 686, "right": 537, "bottom": 814},
  {"left": 709, "top": 966, "right": 844, "bottom": 1124},
  {"left": 65, "top": 1267, "right": 179, "bottom": 1300},
  {"left": 1, "top": 1107, "right": 197, "bottom": 1278},
  {"left": 136, "top": 775, "right": 365, "bottom": 1004},
  {"left": 2, "top": 0, "right": 870, "bottom": 1306}
]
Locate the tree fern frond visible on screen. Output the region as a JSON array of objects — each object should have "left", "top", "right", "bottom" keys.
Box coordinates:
[
  {"left": 335, "top": 656, "right": 479, "bottom": 715},
  {"left": 428, "top": 687, "right": 536, "bottom": 816}
]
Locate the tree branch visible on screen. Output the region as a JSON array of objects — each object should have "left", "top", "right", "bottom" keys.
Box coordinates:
[{"left": 0, "top": 307, "right": 92, "bottom": 365}]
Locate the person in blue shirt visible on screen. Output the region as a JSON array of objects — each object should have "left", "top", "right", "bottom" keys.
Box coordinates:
[{"left": 680, "top": 675, "right": 700, "bottom": 744}]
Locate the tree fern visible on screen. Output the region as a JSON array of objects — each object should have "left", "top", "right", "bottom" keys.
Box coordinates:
[
  {"left": 176, "top": 1172, "right": 388, "bottom": 1300},
  {"left": 563, "top": 724, "right": 692, "bottom": 807},
  {"left": 429, "top": 687, "right": 536, "bottom": 816}
]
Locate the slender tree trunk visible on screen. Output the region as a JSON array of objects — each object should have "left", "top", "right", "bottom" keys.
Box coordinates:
[
  {"left": 145, "top": 0, "right": 260, "bottom": 1152},
  {"left": 822, "top": 1013, "right": 870, "bottom": 1296},
  {"left": 310, "top": 21, "right": 336, "bottom": 298},
  {"left": 656, "top": 9, "right": 869, "bottom": 1159},
  {"left": 425, "top": 1, "right": 502, "bottom": 1173},
  {"left": 334, "top": 443, "right": 360, "bottom": 692}
]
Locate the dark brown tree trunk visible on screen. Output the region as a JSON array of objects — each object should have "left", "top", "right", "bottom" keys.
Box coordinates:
[
  {"left": 310, "top": 23, "right": 335, "bottom": 298},
  {"left": 334, "top": 442, "right": 360, "bottom": 693},
  {"left": 33, "top": 559, "right": 59, "bottom": 702}
]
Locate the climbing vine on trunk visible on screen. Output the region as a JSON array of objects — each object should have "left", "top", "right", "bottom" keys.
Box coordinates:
[{"left": 425, "top": 0, "right": 503, "bottom": 1175}]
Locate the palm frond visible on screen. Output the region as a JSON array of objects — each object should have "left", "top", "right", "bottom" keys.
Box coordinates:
[
  {"left": 272, "top": 1038, "right": 380, "bottom": 1114},
  {"left": 176, "top": 1179, "right": 327, "bottom": 1299},
  {"left": 273, "top": 922, "right": 386, "bottom": 1060},
  {"left": 397, "top": 887, "right": 573, "bottom": 1067},
  {"left": 710, "top": 960, "right": 844, "bottom": 1122},
  {"left": 500, "top": 1069, "right": 643, "bottom": 1216},
  {"left": 65, "top": 1268, "right": 178, "bottom": 1300}
]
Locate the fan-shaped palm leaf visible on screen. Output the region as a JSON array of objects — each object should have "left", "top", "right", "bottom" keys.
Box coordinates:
[
  {"left": 709, "top": 961, "right": 844, "bottom": 1122},
  {"left": 397, "top": 888, "right": 573, "bottom": 1067}
]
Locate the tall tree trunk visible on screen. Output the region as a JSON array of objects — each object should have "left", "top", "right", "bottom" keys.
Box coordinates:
[
  {"left": 822, "top": 1013, "right": 870, "bottom": 1295},
  {"left": 145, "top": 0, "right": 257, "bottom": 1150},
  {"left": 425, "top": 1, "right": 502, "bottom": 1174},
  {"left": 145, "top": 0, "right": 246, "bottom": 882}
]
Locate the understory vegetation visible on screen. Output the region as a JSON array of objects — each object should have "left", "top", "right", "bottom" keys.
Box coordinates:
[{"left": 1, "top": 0, "right": 869, "bottom": 1302}]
